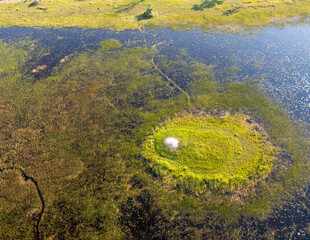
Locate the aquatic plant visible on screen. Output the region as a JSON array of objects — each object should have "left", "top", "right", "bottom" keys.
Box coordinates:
[
  {"left": 0, "top": 39, "right": 309, "bottom": 239},
  {"left": 100, "top": 39, "right": 122, "bottom": 51}
]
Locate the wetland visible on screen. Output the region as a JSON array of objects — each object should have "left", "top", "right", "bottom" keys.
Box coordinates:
[{"left": 0, "top": 5, "right": 310, "bottom": 239}]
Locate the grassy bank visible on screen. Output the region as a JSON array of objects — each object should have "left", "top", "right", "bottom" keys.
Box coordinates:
[{"left": 0, "top": 0, "right": 309, "bottom": 30}]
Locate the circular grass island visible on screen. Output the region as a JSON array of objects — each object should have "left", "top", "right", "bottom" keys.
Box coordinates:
[{"left": 143, "top": 113, "right": 277, "bottom": 194}]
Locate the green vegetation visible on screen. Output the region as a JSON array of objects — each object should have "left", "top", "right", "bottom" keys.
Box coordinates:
[
  {"left": 143, "top": 113, "right": 276, "bottom": 193},
  {"left": 0, "top": 0, "right": 309, "bottom": 30},
  {"left": 100, "top": 39, "right": 122, "bottom": 51},
  {"left": 138, "top": 3, "right": 156, "bottom": 20},
  {"left": 0, "top": 39, "right": 309, "bottom": 239}
]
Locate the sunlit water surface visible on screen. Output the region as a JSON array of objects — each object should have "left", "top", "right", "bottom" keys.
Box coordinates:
[
  {"left": 1, "top": 24, "right": 310, "bottom": 238},
  {"left": 1, "top": 25, "right": 309, "bottom": 122}
]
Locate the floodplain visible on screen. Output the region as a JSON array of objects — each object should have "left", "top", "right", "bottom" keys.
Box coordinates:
[{"left": 0, "top": 1, "right": 310, "bottom": 239}]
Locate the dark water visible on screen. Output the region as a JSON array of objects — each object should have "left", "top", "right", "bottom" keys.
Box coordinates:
[
  {"left": 1, "top": 25, "right": 310, "bottom": 239},
  {"left": 1, "top": 25, "right": 309, "bottom": 123}
]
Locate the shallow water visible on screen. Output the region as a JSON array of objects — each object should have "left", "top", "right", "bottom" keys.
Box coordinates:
[
  {"left": 1, "top": 24, "right": 310, "bottom": 239},
  {"left": 1, "top": 25, "right": 309, "bottom": 122}
]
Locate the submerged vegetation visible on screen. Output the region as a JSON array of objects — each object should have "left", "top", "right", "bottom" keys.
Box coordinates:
[
  {"left": 0, "top": 38, "right": 309, "bottom": 239},
  {"left": 0, "top": 0, "right": 309, "bottom": 30},
  {"left": 100, "top": 39, "right": 122, "bottom": 50}
]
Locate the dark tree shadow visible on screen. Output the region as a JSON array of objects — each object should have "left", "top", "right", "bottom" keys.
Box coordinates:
[
  {"left": 192, "top": 0, "right": 224, "bottom": 10},
  {"left": 137, "top": 4, "right": 154, "bottom": 21},
  {"left": 28, "top": 0, "right": 40, "bottom": 7},
  {"left": 137, "top": 13, "right": 151, "bottom": 21},
  {"left": 137, "top": 11, "right": 152, "bottom": 21},
  {"left": 116, "top": 0, "right": 144, "bottom": 13},
  {"left": 223, "top": 6, "right": 241, "bottom": 16}
]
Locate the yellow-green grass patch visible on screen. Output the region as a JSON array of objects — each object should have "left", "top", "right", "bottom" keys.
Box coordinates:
[
  {"left": 143, "top": 113, "right": 277, "bottom": 193},
  {"left": 0, "top": 0, "right": 309, "bottom": 30}
]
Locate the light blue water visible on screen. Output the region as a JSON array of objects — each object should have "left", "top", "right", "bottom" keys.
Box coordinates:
[{"left": 1, "top": 25, "right": 309, "bottom": 122}]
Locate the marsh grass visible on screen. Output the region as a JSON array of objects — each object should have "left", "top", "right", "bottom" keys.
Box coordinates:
[
  {"left": 143, "top": 113, "right": 276, "bottom": 193},
  {"left": 0, "top": 39, "right": 309, "bottom": 238},
  {"left": 142, "top": 54, "right": 310, "bottom": 219},
  {"left": 100, "top": 39, "right": 122, "bottom": 51},
  {"left": 0, "top": 0, "right": 309, "bottom": 30},
  {"left": 0, "top": 40, "right": 189, "bottom": 238}
]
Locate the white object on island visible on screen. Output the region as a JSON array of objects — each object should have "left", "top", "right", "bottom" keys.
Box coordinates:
[{"left": 164, "top": 137, "right": 179, "bottom": 151}]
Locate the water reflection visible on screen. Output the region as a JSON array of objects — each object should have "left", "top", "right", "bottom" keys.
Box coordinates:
[{"left": 1, "top": 25, "right": 309, "bottom": 122}]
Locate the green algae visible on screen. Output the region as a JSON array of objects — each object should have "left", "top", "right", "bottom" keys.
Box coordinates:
[{"left": 143, "top": 113, "right": 276, "bottom": 192}]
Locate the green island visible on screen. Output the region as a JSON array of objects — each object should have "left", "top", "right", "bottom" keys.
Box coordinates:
[
  {"left": 143, "top": 113, "right": 276, "bottom": 193},
  {"left": 0, "top": 0, "right": 310, "bottom": 30}
]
